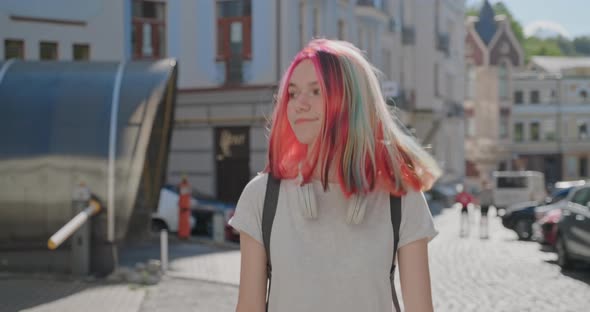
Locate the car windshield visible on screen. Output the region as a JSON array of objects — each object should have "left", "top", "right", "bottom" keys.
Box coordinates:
[
  {"left": 548, "top": 187, "right": 572, "bottom": 204},
  {"left": 497, "top": 177, "right": 528, "bottom": 188}
]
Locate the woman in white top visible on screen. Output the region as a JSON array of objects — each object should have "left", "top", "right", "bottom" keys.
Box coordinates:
[{"left": 230, "top": 39, "right": 441, "bottom": 312}]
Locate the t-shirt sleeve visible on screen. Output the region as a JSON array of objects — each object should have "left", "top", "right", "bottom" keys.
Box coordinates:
[
  {"left": 398, "top": 190, "right": 439, "bottom": 248},
  {"left": 228, "top": 173, "right": 268, "bottom": 245}
]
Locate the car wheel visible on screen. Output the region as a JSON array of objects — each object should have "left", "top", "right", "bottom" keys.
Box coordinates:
[
  {"left": 515, "top": 219, "right": 532, "bottom": 240},
  {"left": 151, "top": 219, "right": 168, "bottom": 233},
  {"left": 556, "top": 234, "right": 573, "bottom": 270}
]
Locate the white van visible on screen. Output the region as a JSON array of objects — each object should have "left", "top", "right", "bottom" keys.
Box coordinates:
[{"left": 492, "top": 171, "right": 547, "bottom": 212}]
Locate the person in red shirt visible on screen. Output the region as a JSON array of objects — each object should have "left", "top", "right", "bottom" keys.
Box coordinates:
[{"left": 455, "top": 184, "right": 475, "bottom": 237}]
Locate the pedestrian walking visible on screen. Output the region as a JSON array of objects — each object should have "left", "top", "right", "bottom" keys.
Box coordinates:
[
  {"left": 177, "top": 176, "right": 192, "bottom": 240},
  {"left": 455, "top": 184, "right": 475, "bottom": 237},
  {"left": 478, "top": 180, "right": 493, "bottom": 239},
  {"left": 229, "top": 39, "right": 441, "bottom": 312}
]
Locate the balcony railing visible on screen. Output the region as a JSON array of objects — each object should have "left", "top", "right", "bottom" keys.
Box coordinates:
[{"left": 402, "top": 26, "right": 415, "bottom": 45}]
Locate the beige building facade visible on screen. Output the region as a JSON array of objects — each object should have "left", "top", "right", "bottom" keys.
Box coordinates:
[
  {"left": 463, "top": 0, "right": 524, "bottom": 188},
  {"left": 511, "top": 57, "right": 590, "bottom": 184}
]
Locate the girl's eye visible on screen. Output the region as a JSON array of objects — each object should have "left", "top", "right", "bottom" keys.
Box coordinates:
[
  {"left": 312, "top": 88, "right": 321, "bottom": 96},
  {"left": 288, "top": 91, "right": 297, "bottom": 99}
]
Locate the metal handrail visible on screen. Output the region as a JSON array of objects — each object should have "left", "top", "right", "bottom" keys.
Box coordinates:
[{"left": 47, "top": 199, "right": 102, "bottom": 250}]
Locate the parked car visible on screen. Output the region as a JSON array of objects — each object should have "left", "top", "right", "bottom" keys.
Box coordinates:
[
  {"left": 493, "top": 171, "right": 546, "bottom": 215},
  {"left": 501, "top": 186, "right": 572, "bottom": 240},
  {"left": 151, "top": 187, "right": 196, "bottom": 233},
  {"left": 532, "top": 208, "right": 561, "bottom": 248},
  {"left": 556, "top": 185, "right": 590, "bottom": 269}
]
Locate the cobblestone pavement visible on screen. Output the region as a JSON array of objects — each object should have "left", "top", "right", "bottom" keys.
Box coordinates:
[
  {"left": 2, "top": 204, "right": 589, "bottom": 312},
  {"left": 427, "top": 206, "right": 590, "bottom": 312}
]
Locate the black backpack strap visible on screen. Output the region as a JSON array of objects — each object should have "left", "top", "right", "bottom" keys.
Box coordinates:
[
  {"left": 390, "top": 195, "right": 402, "bottom": 312},
  {"left": 262, "top": 174, "right": 280, "bottom": 311}
]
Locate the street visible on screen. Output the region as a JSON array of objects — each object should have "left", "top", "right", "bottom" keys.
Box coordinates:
[{"left": 1, "top": 205, "right": 589, "bottom": 312}]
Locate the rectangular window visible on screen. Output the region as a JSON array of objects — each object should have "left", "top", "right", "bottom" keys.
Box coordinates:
[
  {"left": 39, "top": 41, "right": 58, "bottom": 60},
  {"left": 338, "top": 19, "right": 345, "bottom": 40},
  {"left": 514, "top": 90, "right": 523, "bottom": 104},
  {"left": 299, "top": 2, "right": 306, "bottom": 48},
  {"left": 313, "top": 6, "right": 320, "bottom": 37},
  {"left": 543, "top": 119, "right": 556, "bottom": 141},
  {"left": 434, "top": 64, "right": 439, "bottom": 97},
  {"left": 579, "top": 121, "right": 588, "bottom": 139},
  {"left": 497, "top": 177, "right": 527, "bottom": 189},
  {"left": 73, "top": 44, "right": 90, "bottom": 61},
  {"left": 382, "top": 49, "right": 392, "bottom": 79},
  {"left": 530, "top": 121, "right": 540, "bottom": 141},
  {"left": 579, "top": 157, "right": 588, "bottom": 177},
  {"left": 499, "top": 115, "right": 509, "bottom": 139},
  {"left": 466, "top": 66, "right": 476, "bottom": 99},
  {"left": 4, "top": 39, "right": 24, "bottom": 59},
  {"left": 217, "top": 0, "right": 252, "bottom": 84},
  {"left": 132, "top": 0, "right": 166, "bottom": 59},
  {"left": 567, "top": 156, "right": 577, "bottom": 177},
  {"left": 530, "top": 90, "right": 540, "bottom": 104},
  {"left": 514, "top": 122, "right": 524, "bottom": 142}
]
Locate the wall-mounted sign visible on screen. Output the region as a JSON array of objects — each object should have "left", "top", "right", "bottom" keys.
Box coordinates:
[{"left": 215, "top": 127, "right": 249, "bottom": 160}]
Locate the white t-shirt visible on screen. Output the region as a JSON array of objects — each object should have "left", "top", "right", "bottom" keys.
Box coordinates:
[{"left": 229, "top": 173, "right": 438, "bottom": 312}]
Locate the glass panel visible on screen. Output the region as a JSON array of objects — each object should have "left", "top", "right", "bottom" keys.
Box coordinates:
[
  {"left": 530, "top": 122, "right": 540, "bottom": 141},
  {"left": 40, "top": 42, "right": 58, "bottom": 60},
  {"left": 543, "top": 119, "right": 556, "bottom": 141},
  {"left": 73, "top": 44, "right": 90, "bottom": 61},
  {"left": 514, "top": 91, "right": 523, "bottom": 104},
  {"left": 4, "top": 40, "right": 24, "bottom": 59},
  {"left": 217, "top": 0, "right": 251, "bottom": 17},
  {"left": 572, "top": 188, "right": 590, "bottom": 205},
  {"left": 514, "top": 123, "right": 523, "bottom": 142},
  {"left": 230, "top": 22, "right": 243, "bottom": 43},
  {"left": 580, "top": 157, "right": 588, "bottom": 177},
  {"left": 497, "top": 177, "right": 527, "bottom": 188},
  {"left": 530, "top": 90, "right": 540, "bottom": 104},
  {"left": 142, "top": 23, "right": 153, "bottom": 57}
]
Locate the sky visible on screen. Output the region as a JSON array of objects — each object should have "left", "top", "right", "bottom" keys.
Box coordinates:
[{"left": 466, "top": 0, "right": 590, "bottom": 38}]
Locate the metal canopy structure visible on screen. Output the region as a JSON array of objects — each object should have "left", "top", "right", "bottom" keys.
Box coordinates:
[{"left": 0, "top": 59, "right": 177, "bottom": 274}]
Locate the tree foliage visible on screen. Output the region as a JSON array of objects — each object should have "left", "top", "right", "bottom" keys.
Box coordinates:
[{"left": 465, "top": 1, "right": 590, "bottom": 61}]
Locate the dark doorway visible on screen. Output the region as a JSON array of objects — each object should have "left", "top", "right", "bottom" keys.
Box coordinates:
[{"left": 215, "top": 126, "right": 250, "bottom": 204}]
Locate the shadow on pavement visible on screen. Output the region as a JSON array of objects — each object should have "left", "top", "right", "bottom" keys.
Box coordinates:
[
  {"left": 0, "top": 275, "right": 140, "bottom": 312},
  {"left": 542, "top": 259, "right": 590, "bottom": 286},
  {"left": 119, "top": 234, "right": 239, "bottom": 268}
]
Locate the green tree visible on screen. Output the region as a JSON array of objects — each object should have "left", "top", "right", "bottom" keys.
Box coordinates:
[
  {"left": 553, "top": 36, "right": 577, "bottom": 56},
  {"left": 573, "top": 36, "right": 590, "bottom": 55},
  {"left": 524, "top": 37, "right": 562, "bottom": 62},
  {"left": 492, "top": 2, "right": 525, "bottom": 44}
]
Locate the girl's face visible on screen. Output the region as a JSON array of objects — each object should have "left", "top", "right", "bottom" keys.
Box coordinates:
[{"left": 287, "top": 60, "right": 325, "bottom": 145}]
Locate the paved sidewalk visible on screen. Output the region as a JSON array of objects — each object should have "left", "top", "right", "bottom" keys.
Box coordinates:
[{"left": 2, "top": 204, "right": 589, "bottom": 312}]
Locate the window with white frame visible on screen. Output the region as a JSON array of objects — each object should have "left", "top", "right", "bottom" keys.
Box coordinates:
[
  {"left": 514, "top": 122, "right": 524, "bottom": 142},
  {"left": 499, "top": 114, "right": 509, "bottom": 139},
  {"left": 530, "top": 121, "right": 540, "bottom": 141},
  {"left": 543, "top": 119, "right": 556, "bottom": 141}
]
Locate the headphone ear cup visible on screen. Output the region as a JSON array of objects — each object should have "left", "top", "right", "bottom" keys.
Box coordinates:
[
  {"left": 298, "top": 183, "right": 318, "bottom": 219},
  {"left": 346, "top": 194, "right": 367, "bottom": 224}
]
